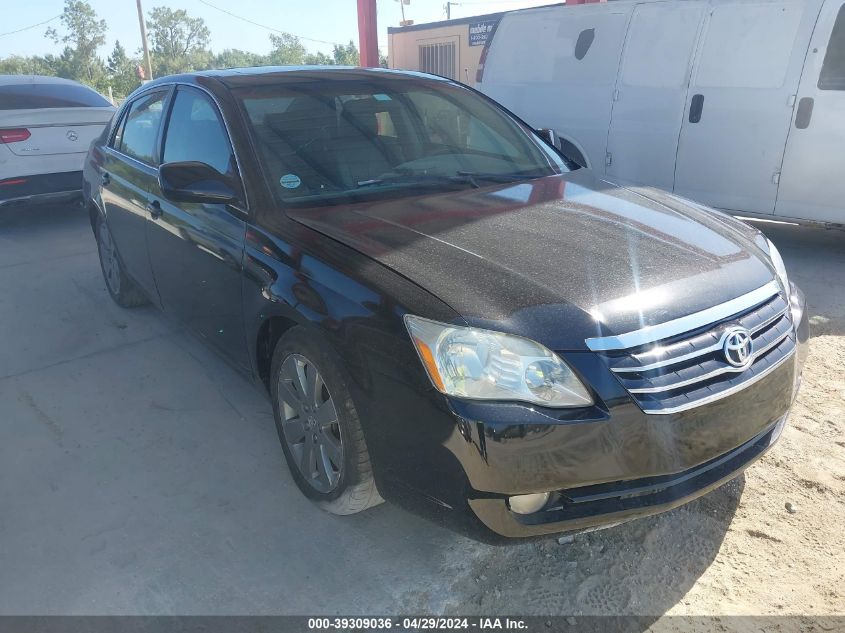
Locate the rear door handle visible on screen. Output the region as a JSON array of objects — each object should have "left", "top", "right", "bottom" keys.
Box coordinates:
[
  {"left": 689, "top": 94, "right": 705, "bottom": 123},
  {"left": 146, "top": 200, "right": 162, "bottom": 219},
  {"left": 100, "top": 172, "right": 110, "bottom": 187},
  {"left": 795, "top": 97, "right": 814, "bottom": 129}
]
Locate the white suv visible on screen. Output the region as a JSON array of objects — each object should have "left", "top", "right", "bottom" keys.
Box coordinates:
[{"left": 1, "top": 75, "right": 115, "bottom": 207}]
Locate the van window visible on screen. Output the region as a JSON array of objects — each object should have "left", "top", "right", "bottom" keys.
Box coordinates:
[
  {"left": 819, "top": 4, "right": 845, "bottom": 90},
  {"left": 694, "top": 3, "right": 802, "bottom": 89},
  {"left": 620, "top": 4, "right": 703, "bottom": 88}
]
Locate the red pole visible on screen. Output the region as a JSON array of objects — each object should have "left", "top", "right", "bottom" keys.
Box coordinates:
[{"left": 357, "top": 0, "right": 379, "bottom": 67}]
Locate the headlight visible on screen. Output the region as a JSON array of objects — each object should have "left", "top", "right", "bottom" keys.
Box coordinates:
[
  {"left": 404, "top": 315, "right": 593, "bottom": 408},
  {"left": 766, "top": 238, "right": 790, "bottom": 292}
]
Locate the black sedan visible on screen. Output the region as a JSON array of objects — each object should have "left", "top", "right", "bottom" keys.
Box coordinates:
[{"left": 82, "top": 67, "right": 808, "bottom": 541}]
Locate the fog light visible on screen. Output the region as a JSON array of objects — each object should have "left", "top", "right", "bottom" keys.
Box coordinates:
[{"left": 508, "top": 492, "right": 550, "bottom": 515}]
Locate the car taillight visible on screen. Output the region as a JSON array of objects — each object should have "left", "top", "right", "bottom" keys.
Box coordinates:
[{"left": 0, "top": 128, "right": 31, "bottom": 144}]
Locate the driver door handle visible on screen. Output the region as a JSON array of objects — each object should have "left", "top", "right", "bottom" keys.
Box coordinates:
[{"left": 146, "top": 200, "right": 162, "bottom": 220}]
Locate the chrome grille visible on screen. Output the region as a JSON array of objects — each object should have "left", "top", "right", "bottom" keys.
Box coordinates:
[{"left": 588, "top": 282, "right": 796, "bottom": 415}]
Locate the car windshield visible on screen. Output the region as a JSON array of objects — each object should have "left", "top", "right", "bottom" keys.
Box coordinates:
[{"left": 235, "top": 74, "right": 569, "bottom": 207}]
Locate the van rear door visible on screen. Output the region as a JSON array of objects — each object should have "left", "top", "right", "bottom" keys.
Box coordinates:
[
  {"left": 673, "top": 0, "right": 822, "bottom": 214},
  {"left": 605, "top": 1, "right": 707, "bottom": 190},
  {"left": 775, "top": 0, "right": 845, "bottom": 223}
]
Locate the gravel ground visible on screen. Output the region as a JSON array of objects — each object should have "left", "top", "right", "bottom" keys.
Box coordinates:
[{"left": 0, "top": 206, "right": 842, "bottom": 618}]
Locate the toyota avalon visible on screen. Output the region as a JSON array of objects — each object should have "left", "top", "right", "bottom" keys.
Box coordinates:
[{"left": 82, "top": 67, "right": 808, "bottom": 541}]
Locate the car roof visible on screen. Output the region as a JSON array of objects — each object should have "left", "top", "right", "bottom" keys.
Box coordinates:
[
  {"left": 143, "top": 66, "right": 450, "bottom": 91},
  {"left": 0, "top": 75, "right": 92, "bottom": 87}
]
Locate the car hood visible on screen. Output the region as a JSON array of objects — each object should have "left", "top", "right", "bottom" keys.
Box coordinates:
[{"left": 285, "top": 170, "right": 775, "bottom": 351}]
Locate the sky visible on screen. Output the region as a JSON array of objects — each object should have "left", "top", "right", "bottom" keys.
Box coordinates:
[{"left": 0, "top": 0, "right": 557, "bottom": 60}]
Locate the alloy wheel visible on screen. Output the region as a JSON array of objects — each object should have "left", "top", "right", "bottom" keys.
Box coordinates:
[
  {"left": 98, "top": 222, "right": 121, "bottom": 295},
  {"left": 277, "top": 354, "right": 344, "bottom": 493}
]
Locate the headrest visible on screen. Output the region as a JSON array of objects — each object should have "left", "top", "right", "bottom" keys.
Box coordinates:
[
  {"left": 265, "top": 108, "right": 337, "bottom": 138},
  {"left": 339, "top": 98, "right": 389, "bottom": 138}
]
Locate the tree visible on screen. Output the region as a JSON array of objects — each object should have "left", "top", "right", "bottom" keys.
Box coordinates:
[
  {"left": 332, "top": 41, "right": 359, "bottom": 66},
  {"left": 45, "top": 0, "right": 108, "bottom": 89},
  {"left": 304, "top": 51, "right": 333, "bottom": 66},
  {"left": 267, "top": 33, "right": 306, "bottom": 66},
  {"left": 212, "top": 49, "right": 265, "bottom": 70},
  {"left": 146, "top": 7, "right": 211, "bottom": 76},
  {"left": 0, "top": 55, "right": 59, "bottom": 76},
  {"left": 107, "top": 41, "right": 140, "bottom": 99}
]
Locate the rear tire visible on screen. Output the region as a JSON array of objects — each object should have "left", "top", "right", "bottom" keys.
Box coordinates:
[
  {"left": 270, "top": 327, "right": 383, "bottom": 515},
  {"left": 95, "top": 214, "right": 148, "bottom": 308}
]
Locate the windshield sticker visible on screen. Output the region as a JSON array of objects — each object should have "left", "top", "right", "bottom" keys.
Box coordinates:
[
  {"left": 373, "top": 93, "right": 392, "bottom": 101},
  {"left": 280, "top": 174, "right": 302, "bottom": 189}
]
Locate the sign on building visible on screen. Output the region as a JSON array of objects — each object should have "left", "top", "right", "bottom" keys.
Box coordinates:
[{"left": 468, "top": 19, "right": 499, "bottom": 46}]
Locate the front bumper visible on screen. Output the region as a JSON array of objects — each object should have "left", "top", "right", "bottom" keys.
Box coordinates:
[
  {"left": 460, "top": 283, "right": 809, "bottom": 538},
  {"left": 368, "top": 283, "right": 808, "bottom": 541},
  {"left": 468, "top": 415, "right": 786, "bottom": 538}
]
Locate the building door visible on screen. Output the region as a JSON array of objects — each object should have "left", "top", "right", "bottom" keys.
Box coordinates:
[
  {"left": 776, "top": 0, "right": 845, "bottom": 223},
  {"left": 673, "top": 0, "right": 820, "bottom": 214},
  {"left": 605, "top": 1, "right": 706, "bottom": 189}
]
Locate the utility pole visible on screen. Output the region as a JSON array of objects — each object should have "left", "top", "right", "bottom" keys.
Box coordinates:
[
  {"left": 445, "top": 1, "right": 457, "bottom": 20},
  {"left": 136, "top": 0, "right": 153, "bottom": 81},
  {"left": 357, "top": 0, "right": 379, "bottom": 67}
]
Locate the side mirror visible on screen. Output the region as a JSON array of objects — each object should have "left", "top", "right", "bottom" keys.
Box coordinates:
[
  {"left": 158, "top": 161, "right": 240, "bottom": 205},
  {"left": 536, "top": 128, "right": 560, "bottom": 148}
]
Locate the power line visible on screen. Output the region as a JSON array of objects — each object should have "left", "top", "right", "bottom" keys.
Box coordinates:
[
  {"left": 0, "top": 14, "right": 61, "bottom": 38},
  {"left": 197, "top": 0, "right": 344, "bottom": 47}
]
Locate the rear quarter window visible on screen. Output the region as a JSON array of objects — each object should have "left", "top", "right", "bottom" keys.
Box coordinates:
[{"left": 0, "top": 82, "right": 112, "bottom": 110}]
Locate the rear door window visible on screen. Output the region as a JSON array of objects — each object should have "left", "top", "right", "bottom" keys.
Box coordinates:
[
  {"left": 0, "top": 82, "right": 112, "bottom": 110},
  {"left": 162, "top": 87, "right": 235, "bottom": 176},
  {"left": 117, "top": 91, "right": 168, "bottom": 166},
  {"left": 819, "top": 4, "right": 845, "bottom": 90}
]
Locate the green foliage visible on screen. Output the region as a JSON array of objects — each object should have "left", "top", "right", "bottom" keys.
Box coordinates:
[
  {"left": 267, "top": 33, "right": 307, "bottom": 66},
  {"left": 332, "top": 41, "right": 359, "bottom": 66},
  {"left": 212, "top": 49, "right": 266, "bottom": 70},
  {"left": 107, "top": 41, "right": 141, "bottom": 99},
  {"left": 0, "top": 55, "right": 59, "bottom": 76},
  {"left": 146, "top": 7, "right": 212, "bottom": 76},
  {"left": 45, "top": 0, "right": 109, "bottom": 90}
]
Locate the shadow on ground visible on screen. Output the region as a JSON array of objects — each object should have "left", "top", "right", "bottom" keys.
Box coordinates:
[{"left": 0, "top": 205, "right": 822, "bottom": 619}]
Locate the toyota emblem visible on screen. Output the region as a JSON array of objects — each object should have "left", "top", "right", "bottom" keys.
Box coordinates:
[
  {"left": 66, "top": 130, "right": 78, "bottom": 141},
  {"left": 723, "top": 327, "right": 753, "bottom": 368}
]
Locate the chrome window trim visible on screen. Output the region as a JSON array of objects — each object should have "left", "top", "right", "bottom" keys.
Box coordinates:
[
  {"left": 640, "top": 347, "right": 795, "bottom": 415},
  {"left": 611, "top": 305, "right": 789, "bottom": 374},
  {"left": 585, "top": 280, "right": 781, "bottom": 352}
]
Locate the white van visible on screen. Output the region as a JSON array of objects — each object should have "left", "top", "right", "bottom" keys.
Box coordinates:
[{"left": 478, "top": 0, "right": 845, "bottom": 226}]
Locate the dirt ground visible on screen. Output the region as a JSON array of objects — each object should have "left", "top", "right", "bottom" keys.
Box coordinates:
[
  {"left": 437, "top": 222, "right": 845, "bottom": 619},
  {"left": 1, "top": 207, "right": 842, "bottom": 620}
]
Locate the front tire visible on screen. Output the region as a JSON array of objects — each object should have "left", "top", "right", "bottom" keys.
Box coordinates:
[
  {"left": 95, "top": 215, "right": 147, "bottom": 308},
  {"left": 270, "top": 327, "right": 382, "bottom": 515}
]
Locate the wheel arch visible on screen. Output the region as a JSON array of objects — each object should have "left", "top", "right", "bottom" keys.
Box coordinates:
[
  {"left": 558, "top": 135, "right": 591, "bottom": 170},
  {"left": 255, "top": 314, "right": 301, "bottom": 393}
]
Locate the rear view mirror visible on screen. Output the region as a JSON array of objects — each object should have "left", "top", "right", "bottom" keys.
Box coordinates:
[{"left": 158, "top": 161, "right": 240, "bottom": 205}]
